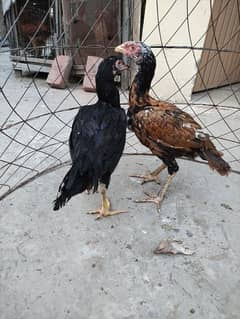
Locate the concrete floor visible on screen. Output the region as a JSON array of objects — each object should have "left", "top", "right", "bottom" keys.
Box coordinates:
[
  {"left": 1, "top": 156, "right": 240, "bottom": 319},
  {"left": 0, "top": 48, "right": 240, "bottom": 318}
]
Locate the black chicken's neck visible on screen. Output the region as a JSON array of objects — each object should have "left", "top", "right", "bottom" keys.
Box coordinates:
[
  {"left": 96, "top": 78, "right": 120, "bottom": 108},
  {"left": 131, "top": 50, "right": 156, "bottom": 102}
]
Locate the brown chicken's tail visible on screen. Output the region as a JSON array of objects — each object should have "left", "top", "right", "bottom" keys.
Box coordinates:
[{"left": 201, "top": 139, "right": 231, "bottom": 176}]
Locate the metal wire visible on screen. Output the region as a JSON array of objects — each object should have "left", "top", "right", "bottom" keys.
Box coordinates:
[{"left": 0, "top": 0, "right": 239, "bottom": 201}]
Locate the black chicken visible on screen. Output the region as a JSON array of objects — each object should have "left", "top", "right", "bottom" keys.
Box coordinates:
[
  {"left": 115, "top": 41, "right": 230, "bottom": 211},
  {"left": 53, "top": 56, "right": 128, "bottom": 219}
]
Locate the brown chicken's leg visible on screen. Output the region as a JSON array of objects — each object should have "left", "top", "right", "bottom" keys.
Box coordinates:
[
  {"left": 130, "top": 163, "right": 166, "bottom": 184},
  {"left": 135, "top": 173, "right": 176, "bottom": 212},
  {"left": 87, "top": 183, "right": 127, "bottom": 220}
]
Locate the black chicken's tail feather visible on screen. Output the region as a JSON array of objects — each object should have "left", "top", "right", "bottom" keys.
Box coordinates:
[
  {"left": 53, "top": 193, "right": 68, "bottom": 211},
  {"left": 53, "top": 165, "right": 89, "bottom": 211},
  {"left": 201, "top": 139, "right": 231, "bottom": 176}
]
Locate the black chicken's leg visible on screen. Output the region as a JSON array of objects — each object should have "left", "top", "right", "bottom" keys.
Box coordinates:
[{"left": 87, "top": 184, "right": 127, "bottom": 219}]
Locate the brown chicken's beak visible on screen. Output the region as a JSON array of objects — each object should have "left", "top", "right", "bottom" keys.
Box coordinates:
[{"left": 115, "top": 44, "right": 126, "bottom": 55}]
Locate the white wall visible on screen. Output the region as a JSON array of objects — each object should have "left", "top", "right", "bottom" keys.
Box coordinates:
[{"left": 141, "top": 0, "right": 213, "bottom": 103}]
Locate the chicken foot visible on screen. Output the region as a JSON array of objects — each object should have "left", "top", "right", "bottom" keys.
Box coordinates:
[
  {"left": 135, "top": 173, "right": 176, "bottom": 212},
  {"left": 87, "top": 184, "right": 127, "bottom": 219},
  {"left": 130, "top": 163, "right": 166, "bottom": 185}
]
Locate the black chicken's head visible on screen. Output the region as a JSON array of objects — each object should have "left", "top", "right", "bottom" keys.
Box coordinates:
[
  {"left": 115, "top": 41, "right": 153, "bottom": 65},
  {"left": 97, "top": 56, "right": 129, "bottom": 83}
]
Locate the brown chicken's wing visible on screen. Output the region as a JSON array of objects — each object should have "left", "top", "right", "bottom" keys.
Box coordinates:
[{"left": 133, "top": 105, "right": 203, "bottom": 152}]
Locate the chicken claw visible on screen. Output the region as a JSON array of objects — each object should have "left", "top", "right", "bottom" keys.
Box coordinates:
[
  {"left": 87, "top": 184, "right": 127, "bottom": 219},
  {"left": 130, "top": 173, "right": 160, "bottom": 185},
  {"left": 135, "top": 192, "right": 164, "bottom": 212},
  {"left": 135, "top": 173, "right": 176, "bottom": 212},
  {"left": 87, "top": 208, "right": 127, "bottom": 220},
  {"left": 130, "top": 163, "right": 166, "bottom": 185}
]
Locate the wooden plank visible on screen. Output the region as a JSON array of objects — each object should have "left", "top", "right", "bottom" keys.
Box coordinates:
[
  {"left": 216, "top": 0, "right": 234, "bottom": 86},
  {"left": 11, "top": 55, "right": 85, "bottom": 75},
  {"left": 13, "top": 63, "right": 51, "bottom": 73},
  {"left": 72, "top": 65, "right": 85, "bottom": 71},
  {"left": 10, "top": 55, "right": 53, "bottom": 65},
  {"left": 195, "top": 0, "right": 223, "bottom": 91},
  {"left": 61, "top": 0, "right": 72, "bottom": 56},
  {"left": 214, "top": 0, "right": 237, "bottom": 86},
  {"left": 132, "top": 0, "right": 141, "bottom": 41},
  {"left": 121, "top": 0, "right": 132, "bottom": 90},
  {"left": 0, "top": 0, "right": 6, "bottom": 38},
  {"left": 11, "top": 4, "right": 19, "bottom": 51},
  {"left": 193, "top": 0, "right": 240, "bottom": 92},
  {"left": 14, "top": 64, "right": 85, "bottom": 76},
  {"left": 205, "top": 0, "right": 229, "bottom": 88},
  {"left": 72, "top": 69, "right": 84, "bottom": 76},
  {"left": 130, "top": 0, "right": 142, "bottom": 85},
  {"left": 225, "top": 0, "right": 240, "bottom": 83}
]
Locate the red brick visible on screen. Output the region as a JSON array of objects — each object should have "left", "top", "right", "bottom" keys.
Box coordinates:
[
  {"left": 47, "top": 55, "right": 73, "bottom": 89},
  {"left": 83, "top": 56, "right": 103, "bottom": 92}
]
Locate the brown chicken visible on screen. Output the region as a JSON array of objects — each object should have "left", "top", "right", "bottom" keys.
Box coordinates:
[
  {"left": 115, "top": 41, "right": 231, "bottom": 211},
  {"left": 18, "top": 5, "right": 51, "bottom": 57}
]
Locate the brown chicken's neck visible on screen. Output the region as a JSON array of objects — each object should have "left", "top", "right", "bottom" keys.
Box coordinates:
[{"left": 129, "top": 58, "right": 156, "bottom": 107}]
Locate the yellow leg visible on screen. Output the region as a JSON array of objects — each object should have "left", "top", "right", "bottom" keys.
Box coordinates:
[
  {"left": 135, "top": 173, "right": 176, "bottom": 212},
  {"left": 130, "top": 163, "right": 167, "bottom": 184},
  {"left": 87, "top": 184, "right": 127, "bottom": 220}
]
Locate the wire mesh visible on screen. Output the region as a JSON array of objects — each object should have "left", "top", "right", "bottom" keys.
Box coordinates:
[{"left": 0, "top": 0, "right": 239, "bottom": 201}]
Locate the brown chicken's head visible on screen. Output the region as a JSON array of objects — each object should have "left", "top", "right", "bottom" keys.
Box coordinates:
[{"left": 115, "top": 41, "right": 152, "bottom": 64}]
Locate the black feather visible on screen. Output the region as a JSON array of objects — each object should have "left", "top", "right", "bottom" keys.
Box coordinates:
[{"left": 53, "top": 56, "right": 127, "bottom": 210}]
